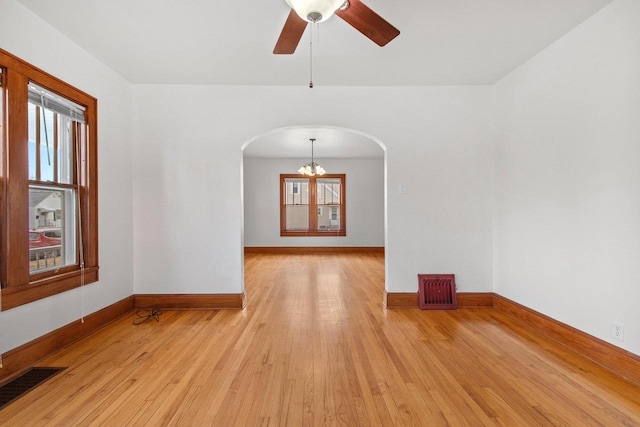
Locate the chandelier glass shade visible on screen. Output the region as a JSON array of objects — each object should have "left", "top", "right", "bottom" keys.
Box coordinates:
[
  {"left": 298, "top": 162, "right": 326, "bottom": 176},
  {"left": 285, "top": 0, "right": 345, "bottom": 23},
  {"left": 298, "top": 138, "right": 326, "bottom": 176}
]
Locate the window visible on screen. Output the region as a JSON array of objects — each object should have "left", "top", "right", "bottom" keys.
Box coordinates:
[
  {"left": 0, "top": 49, "right": 98, "bottom": 310},
  {"left": 280, "top": 174, "right": 346, "bottom": 236}
]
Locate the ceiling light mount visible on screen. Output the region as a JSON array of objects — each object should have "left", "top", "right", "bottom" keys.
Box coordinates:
[{"left": 307, "top": 11, "right": 322, "bottom": 23}]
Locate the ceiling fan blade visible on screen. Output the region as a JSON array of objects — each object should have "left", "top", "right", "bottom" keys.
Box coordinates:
[
  {"left": 335, "top": 0, "right": 400, "bottom": 47},
  {"left": 274, "top": 9, "right": 308, "bottom": 54}
]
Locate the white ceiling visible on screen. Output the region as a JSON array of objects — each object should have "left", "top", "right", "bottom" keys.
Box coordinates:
[
  {"left": 16, "top": 0, "right": 612, "bottom": 158},
  {"left": 17, "top": 0, "right": 611, "bottom": 87}
]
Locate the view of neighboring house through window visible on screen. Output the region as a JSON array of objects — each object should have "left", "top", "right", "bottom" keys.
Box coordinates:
[
  {"left": 280, "top": 174, "right": 346, "bottom": 236},
  {"left": 316, "top": 177, "right": 342, "bottom": 231}
]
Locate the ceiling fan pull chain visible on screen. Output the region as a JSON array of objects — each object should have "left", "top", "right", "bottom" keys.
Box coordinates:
[{"left": 309, "top": 23, "right": 314, "bottom": 88}]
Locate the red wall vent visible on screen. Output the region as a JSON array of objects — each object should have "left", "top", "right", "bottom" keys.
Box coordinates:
[{"left": 418, "top": 274, "right": 457, "bottom": 310}]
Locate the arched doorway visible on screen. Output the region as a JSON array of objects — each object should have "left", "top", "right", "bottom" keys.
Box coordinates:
[{"left": 240, "top": 125, "right": 388, "bottom": 301}]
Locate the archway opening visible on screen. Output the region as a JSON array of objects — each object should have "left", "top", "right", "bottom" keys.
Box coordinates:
[{"left": 240, "top": 126, "right": 388, "bottom": 303}]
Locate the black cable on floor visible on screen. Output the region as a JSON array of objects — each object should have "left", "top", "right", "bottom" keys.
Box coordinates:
[{"left": 133, "top": 307, "right": 162, "bottom": 325}]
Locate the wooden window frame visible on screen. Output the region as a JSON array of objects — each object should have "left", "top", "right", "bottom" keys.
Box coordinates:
[
  {"left": 280, "top": 174, "right": 346, "bottom": 237},
  {"left": 0, "top": 49, "right": 99, "bottom": 310}
]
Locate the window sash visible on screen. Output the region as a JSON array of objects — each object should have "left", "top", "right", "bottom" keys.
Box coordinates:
[
  {"left": 29, "top": 184, "right": 77, "bottom": 274},
  {"left": 28, "top": 103, "right": 75, "bottom": 184},
  {"left": 284, "top": 178, "right": 309, "bottom": 206}
]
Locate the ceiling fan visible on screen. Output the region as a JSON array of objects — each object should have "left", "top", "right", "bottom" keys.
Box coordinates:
[{"left": 274, "top": 0, "right": 400, "bottom": 54}]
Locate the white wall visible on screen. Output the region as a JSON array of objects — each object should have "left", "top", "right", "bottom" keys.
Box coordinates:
[
  {"left": 132, "top": 85, "right": 494, "bottom": 295},
  {"left": 243, "top": 157, "right": 384, "bottom": 247},
  {"left": 0, "top": 0, "right": 134, "bottom": 355},
  {"left": 493, "top": 0, "right": 640, "bottom": 354}
]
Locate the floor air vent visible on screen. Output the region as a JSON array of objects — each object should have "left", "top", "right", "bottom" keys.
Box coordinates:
[
  {"left": 418, "top": 274, "right": 457, "bottom": 310},
  {"left": 0, "top": 367, "right": 65, "bottom": 410}
]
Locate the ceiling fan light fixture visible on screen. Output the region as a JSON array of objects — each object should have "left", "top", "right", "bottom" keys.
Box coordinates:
[{"left": 285, "top": 0, "right": 345, "bottom": 23}]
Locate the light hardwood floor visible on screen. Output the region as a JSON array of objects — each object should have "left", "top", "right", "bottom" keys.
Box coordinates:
[{"left": 1, "top": 252, "right": 639, "bottom": 425}]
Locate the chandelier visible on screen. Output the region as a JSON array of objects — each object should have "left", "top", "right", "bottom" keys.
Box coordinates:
[{"left": 298, "top": 138, "right": 326, "bottom": 176}]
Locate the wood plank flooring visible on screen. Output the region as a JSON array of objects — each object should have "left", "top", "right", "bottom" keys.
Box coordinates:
[{"left": 1, "top": 251, "right": 639, "bottom": 425}]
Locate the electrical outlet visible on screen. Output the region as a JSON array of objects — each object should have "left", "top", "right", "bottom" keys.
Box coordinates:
[{"left": 612, "top": 321, "right": 624, "bottom": 341}]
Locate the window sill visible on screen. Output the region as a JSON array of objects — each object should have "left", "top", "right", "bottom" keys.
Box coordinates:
[
  {"left": 281, "top": 231, "right": 347, "bottom": 237},
  {"left": 1, "top": 266, "right": 99, "bottom": 310}
]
